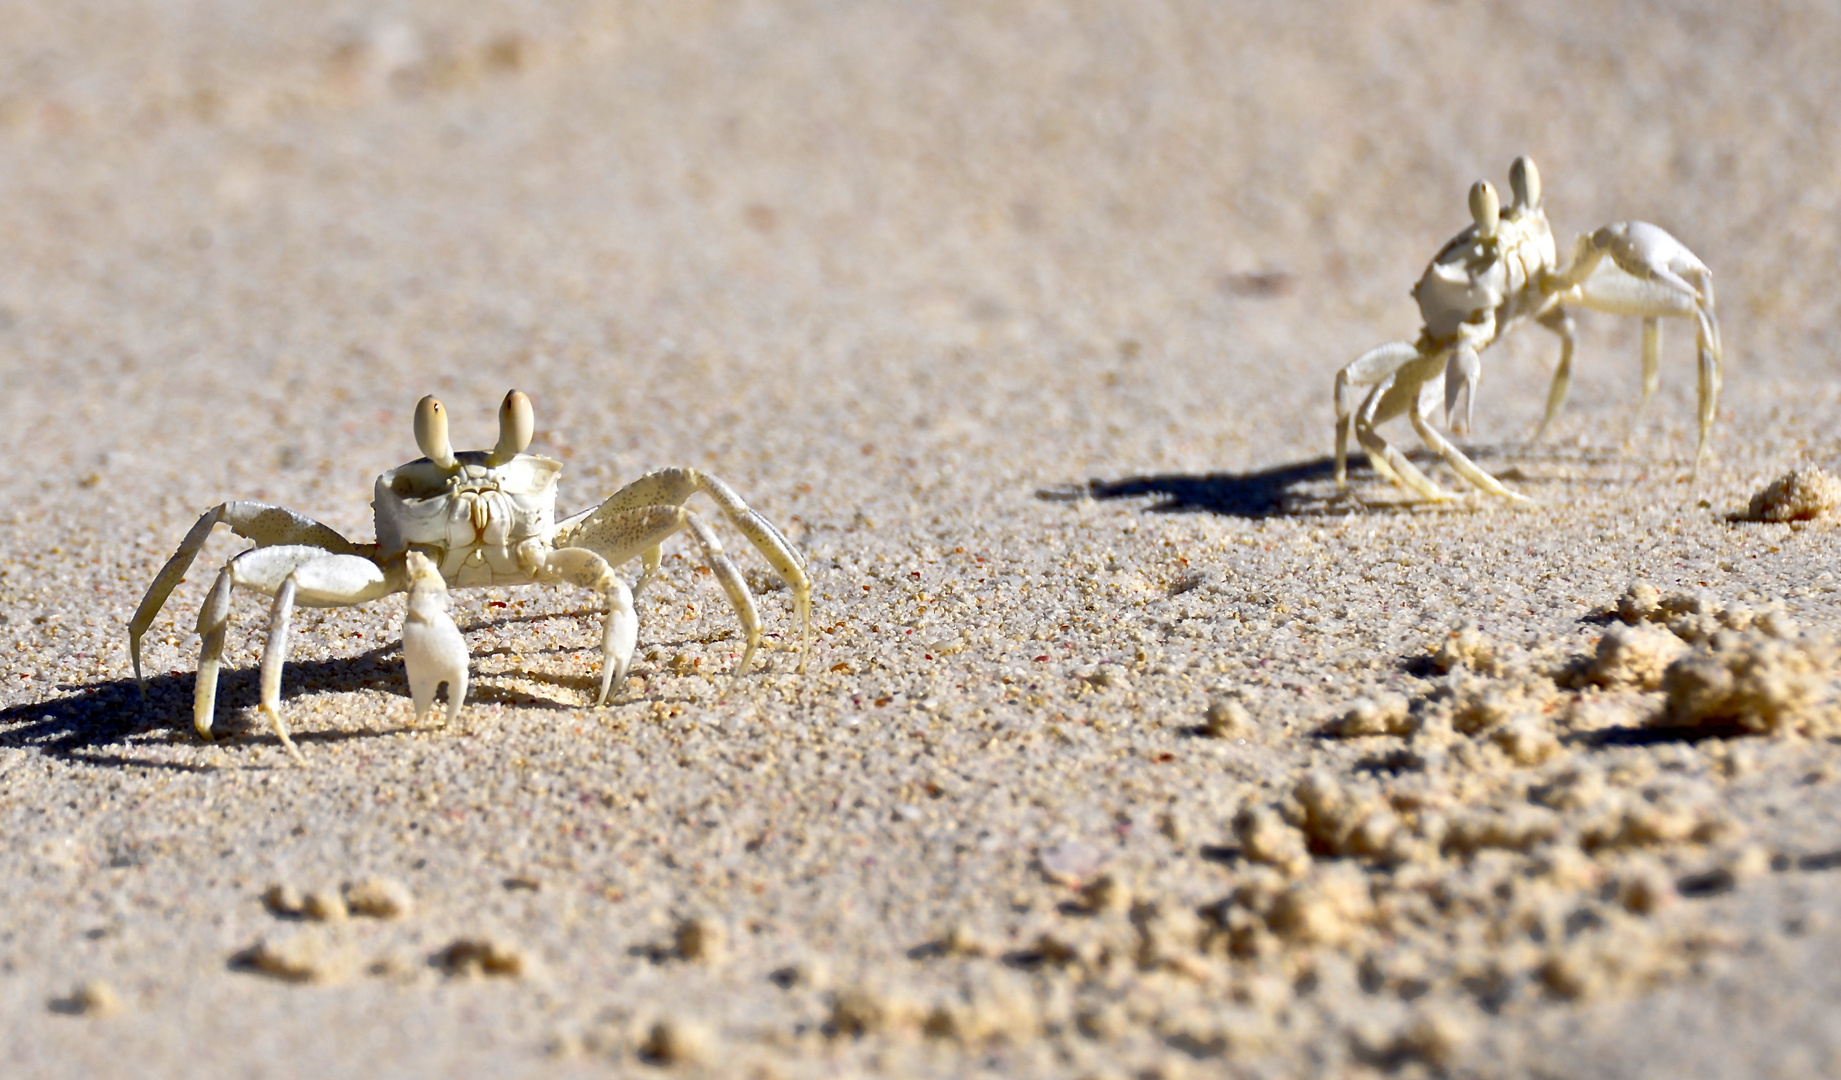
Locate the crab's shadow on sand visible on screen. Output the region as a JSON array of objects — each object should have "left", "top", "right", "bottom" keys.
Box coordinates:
[
  {"left": 1043, "top": 442, "right": 1616, "bottom": 518},
  {"left": 0, "top": 648, "right": 414, "bottom": 770},
  {"left": 0, "top": 605, "right": 717, "bottom": 769},
  {"left": 1038, "top": 453, "right": 1370, "bottom": 518}
]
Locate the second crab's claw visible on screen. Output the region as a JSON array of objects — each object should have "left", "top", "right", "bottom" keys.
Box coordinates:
[
  {"left": 1443, "top": 346, "right": 1482, "bottom": 434},
  {"left": 1582, "top": 222, "right": 1712, "bottom": 303}
]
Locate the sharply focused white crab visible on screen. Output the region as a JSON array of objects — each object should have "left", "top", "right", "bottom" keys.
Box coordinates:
[
  {"left": 129, "top": 390, "right": 812, "bottom": 758},
  {"left": 1334, "top": 156, "right": 1723, "bottom": 502}
]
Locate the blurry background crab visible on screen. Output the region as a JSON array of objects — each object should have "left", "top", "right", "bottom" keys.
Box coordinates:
[{"left": 1333, "top": 155, "right": 1722, "bottom": 503}]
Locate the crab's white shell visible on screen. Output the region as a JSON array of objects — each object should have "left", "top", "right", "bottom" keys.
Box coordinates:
[{"left": 374, "top": 451, "right": 562, "bottom": 585}]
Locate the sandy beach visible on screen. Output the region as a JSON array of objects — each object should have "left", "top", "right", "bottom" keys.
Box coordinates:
[{"left": 4, "top": 2, "right": 1841, "bottom": 1076}]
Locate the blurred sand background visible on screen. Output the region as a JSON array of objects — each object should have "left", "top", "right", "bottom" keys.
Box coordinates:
[{"left": 3, "top": 1, "right": 1841, "bottom": 1076}]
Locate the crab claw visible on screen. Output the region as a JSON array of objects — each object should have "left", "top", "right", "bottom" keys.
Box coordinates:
[
  {"left": 401, "top": 550, "right": 468, "bottom": 726},
  {"left": 1443, "top": 345, "right": 1482, "bottom": 434},
  {"left": 1585, "top": 222, "right": 1712, "bottom": 303}
]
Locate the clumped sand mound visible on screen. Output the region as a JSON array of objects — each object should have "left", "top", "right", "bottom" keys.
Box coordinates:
[{"left": 1735, "top": 467, "right": 1841, "bottom": 523}]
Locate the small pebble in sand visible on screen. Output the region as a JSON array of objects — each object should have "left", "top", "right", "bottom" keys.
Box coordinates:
[
  {"left": 1201, "top": 696, "right": 1255, "bottom": 738},
  {"left": 641, "top": 1017, "right": 714, "bottom": 1065},
  {"left": 1038, "top": 840, "right": 1109, "bottom": 886},
  {"left": 1078, "top": 873, "right": 1133, "bottom": 915},
  {"left": 675, "top": 916, "right": 729, "bottom": 963},
  {"left": 1738, "top": 466, "right": 1841, "bottom": 522},
  {"left": 344, "top": 877, "right": 414, "bottom": 919},
  {"left": 1393, "top": 1007, "right": 1470, "bottom": 1066},
  {"left": 59, "top": 980, "right": 122, "bottom": 1016}
]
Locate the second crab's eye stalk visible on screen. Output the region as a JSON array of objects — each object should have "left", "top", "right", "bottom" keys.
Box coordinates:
[
  {"left": 490, "top": 390, "right": 535, "bottom": 465},
  {"left": 1509, "top": 156, "right": 1541, "bottom": 212},
  {"left": 1469, "top": 180, "right": 1500, "bottom": 239},
  {"left": 414, "top": 395, "right": 459, "bottom": 471}
]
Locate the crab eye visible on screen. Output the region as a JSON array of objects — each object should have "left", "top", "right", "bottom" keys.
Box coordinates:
[
  {"left": 490, "top": 389, "right": 534, "bottom": 465},
  {"left": 1509, "top": 156, "right": 1541, "bottom": 211},
  {"left": 1468, "top": 180, "right": 1500, "bottom": 240},
  {"left": 413, "top": 395, "right": 460, "bottom": 471}
]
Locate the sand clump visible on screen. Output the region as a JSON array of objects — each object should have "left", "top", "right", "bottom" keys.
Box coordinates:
[
  {"left": 1662, "top": 632, "right": 1841, "bottom": 735},
  {"left": 343, "top": 877, "right": 415, "bottom": 919},
  {"left": 264, "top": 878, "right": 415, "bottom": 921},
  {"left": 234, "top": 932, "right": 354, "bottom": 984},
  {"left": 640, "top": 1017, "right": 715, "bottom": 1066},
  {"left": 1735, "top": 467, "right": 1841, "bottom": 522},
  {"left": 973, "top": 581, "right": 1828, "bottom": 1041},
  {"left": 434, "top": 937, "right": 528, "bottom": 979}
]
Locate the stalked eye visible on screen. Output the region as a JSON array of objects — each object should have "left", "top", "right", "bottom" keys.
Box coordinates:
[
  {"left": 1509, "top": 156, "right": 1541, "bottom": 211},
  {"left": 489, "top": 390, "right": 534, "bottom": 465},
  {"left": 1468, "top": 180, "right": 1500, "bottom": 240},
  {"left": 413, "top": 395, "right": 459, "bottom": 471}
]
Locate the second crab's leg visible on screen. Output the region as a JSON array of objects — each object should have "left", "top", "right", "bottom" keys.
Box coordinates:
[
  {"left": 1353, "top": 374, "right": 1460, "bottom": 503},
  {"left": 1408, "top": 399, "right": 1533, "bottom": 504},
  {"left": 1334, "top": 341, "right": 1421, "bottom": 489},
  {"left": 1557, "top": 222, "right": 1723, "bottom": 472},
  {"left": 1531, "top": 306, "right": 1579, "bottom": 441}
]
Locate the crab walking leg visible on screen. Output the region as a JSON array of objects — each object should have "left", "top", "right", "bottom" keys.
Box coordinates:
[
  {"left": 402, "top": 551, "right": 469, "bottom": 726},
  {"left": 565, "top": 505, "right": 777, "bottom": 693},
  {"left": 1409, "top": 401, "right": 1533, "bottom": 503},
  {"left": 192, "top": 568, "right": 235, "bottom": 744},
  {"left": 562, "top": 468, "right": 813, "bottom": 671},
  {"left": 1531, "top": 307, "right": 1579, "bottom": 441},
  {"left": 1334, "top": 341, "right": 1422, "bottom": 489},
  {"left": 526, "top": 545, "right": 634, "bottom": 706},
  {"left": 1631, "top": 317, "right": 1661, "bottom": 445},
  {"left": 192, "top": 546, "right": 396, "bottom": 755},
  {"left": 129, "top": 501, "right": 362, "bottom": 691},
  {"left": 1354, "top": 375, "right": 1460, "bottom": 502},
  {"left": 1560, "top": 223, "right": 1723, "bottom": 471}
]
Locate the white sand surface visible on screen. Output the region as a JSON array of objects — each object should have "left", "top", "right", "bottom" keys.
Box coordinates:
[{"left": 4, "top": 2, "right": 1841, "bottom": 1076}]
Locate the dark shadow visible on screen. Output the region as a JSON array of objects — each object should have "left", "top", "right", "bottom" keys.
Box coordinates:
[
  {"left": 0, "top": 643, "right": 411, "bottom": 768},
  {"left": 1045, "top": 440, "right": 1631, "bottom": 519},
  {"left": 0, "top": 636, "right": 598, "bottom": 769},
  {"left": 905, "top": 940, "right": 948, "bottom": 960},
  {"left": 1039, "top": 455, "right": 1358, "bottom": 518},
  {"left": 1570, "top": 722, "right": 1749, "bottom": 747}
]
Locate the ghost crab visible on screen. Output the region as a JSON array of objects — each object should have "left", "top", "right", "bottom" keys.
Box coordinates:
[
  {"left": 129, "top": 390, "right": 812, "bottom": 759},
  {"left": 1334, "top": 156, "right": 1722, "bottom": 503}
]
